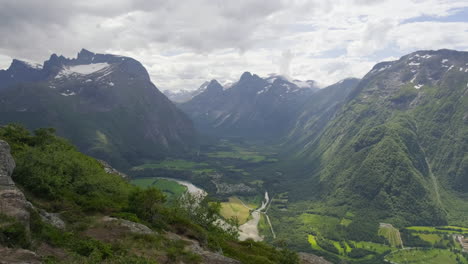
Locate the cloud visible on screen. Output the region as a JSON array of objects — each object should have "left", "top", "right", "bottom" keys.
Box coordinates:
[
  {"left": 279, "top": 50, "right": 294, "bottom": 77},
  {"left": 0, "top": 0, "right": 467, "bottom": 90}
]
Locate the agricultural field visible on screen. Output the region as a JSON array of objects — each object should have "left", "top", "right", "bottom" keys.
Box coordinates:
[
  {"left": 219, "top": 197, "right": 254, "bottom": 225},
  {"left": 299, "top": 213, "right": 341, "bottom": 235},
  {"left": 415, "top": 233, "right": 442, "bottom": 245},
  {"left": 406, "top": 225, "right": 468, "bottom": 235},
  {"left": 131, "top": 159, "right": 209, "bottom": 171},
  {"left": 130, "top": 177, "right": 187, "bottom": 199},
  {"left": 386, "top": 248, "right": 468, "bottom": 264},
  {"left": 206, "top": 142, "right": 278, "bottom": 163},
  {"left": 379, "top": 223, "right": 403, "bottom": 247}
]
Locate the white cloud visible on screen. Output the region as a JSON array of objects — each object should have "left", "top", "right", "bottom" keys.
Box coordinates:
[{"left": 0, "top": 0, "right": 467, "bottom": 90}]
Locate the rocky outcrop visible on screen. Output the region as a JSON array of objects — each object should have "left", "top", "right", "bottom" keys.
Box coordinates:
[
  {"left": 102, "top": 216, "right": 154, "bottom": 235},
  {"left": 39, "top": 209, "right": 66, "bottom": 230},
  {"left": 166, "top": 232, "right": 241, "bottom": 264},
  {"left": 187, "top": 241, "right": 241, "bottom": 264},
  {"left": 98, "top": 160, "right": 129, "bottom": 180},
  {"left": 298, "top": 252, "right": 332, "bottom": 264},
  {"left": 0, "top": 140, "right": 15, "bottom": 187},
  {"left": 0, "top": 140, "right": 32, "bottom": 230}
]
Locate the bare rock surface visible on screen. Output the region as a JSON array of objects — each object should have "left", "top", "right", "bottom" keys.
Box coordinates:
[
  {"left": 166, "top": 231, "right": 241, "bottom": 264},
  {"left": 0, "top": 140, "right": 32, "bottom": 229},
  {"left": 98, "top": 160, "right": 129, "bottom": 179},
  {"left": 102, "top": 216, "right": 155, "bottom": 235},
  {"left": 299, "top": 252, "right": 332, "bottom": 264},
  {"left": 39, "top": 210, "right": 66, "bottom": 230},
  {"left": 0, "top": 140, "right": 15, "bottom": 187},
  {"left": 0, "top": 247, "right": 41, "bottom": 264}
]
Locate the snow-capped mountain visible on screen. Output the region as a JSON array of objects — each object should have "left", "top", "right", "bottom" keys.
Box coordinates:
[
  {"left": 0, "top": 49, "right": 196, "bottom": 168},
  {"left": 163, "top": 81, "right": 212, "bottom": 103}
]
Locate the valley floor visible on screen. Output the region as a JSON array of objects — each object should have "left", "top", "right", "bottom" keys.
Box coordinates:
[{"left": 129, "top": 138, "right": 468, "bottom": 264}]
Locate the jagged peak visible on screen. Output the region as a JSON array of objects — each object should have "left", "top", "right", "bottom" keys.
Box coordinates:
[
  {"left": 77, "top": 48, "right": 95, "bottom": 59},
  {"left": 7, "top": 59, "right": 43, "bottom": 71},
  {"left": 206, "top": 79, "right": 223, "bottom": 91},
  {"left": 239, "top": 71, "right": 253, "bottom": 81}
]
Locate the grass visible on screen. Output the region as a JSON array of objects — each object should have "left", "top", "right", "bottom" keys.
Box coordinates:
[
  {"left": 307, "top": 235, "right": 320, "bottom": 250},
  {"left": 407, "top": 226, "right": 468, "bottom": 235},
  {"left": 340, "top": 218, "right": 352, "bottom": 227},
  {"left": 352, "top": 241, "right": 392, "bottom": 254},
  {"left": 386, "top": 248, "right": 468, "bottom": 264},
  {"left": 207, "top": 151, "right": 268, "bottom": 162},
  {"left": 131, "top": 159, "right": 208, "bottom": 171},
  {"left": 299, "top": 213, "right": 341, "bottom": 234},
  {"left": 333, "top": 241, "right": 345, "bottom": 254},
  {"left": 206, "top": 143, "right": 277, "bottom": 163},
  {"left": 379, "top": 224, "right": 403, "bottom": 247},
  {"left": 416, "top": 233, "right": 442, "bottom": 245},
  {"left": 130, "top": 178, "right": 187, "bottom": 199},
  {"left": 219, "top": 197, "right": 253, "bottom": 225}
]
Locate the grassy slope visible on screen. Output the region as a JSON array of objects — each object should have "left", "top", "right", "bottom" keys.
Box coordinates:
[{"left": 0, "top": 124, "right": 299, "bottom": 264}]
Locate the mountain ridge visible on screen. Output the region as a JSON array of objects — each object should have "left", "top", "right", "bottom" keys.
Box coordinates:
[{"left": 0, "top": 49, "right": 197, "bottom": 169}]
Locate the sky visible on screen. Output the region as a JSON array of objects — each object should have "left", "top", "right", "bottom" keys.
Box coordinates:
[{"left": 1, "top": 0, "right": 468, "bottom": 91}]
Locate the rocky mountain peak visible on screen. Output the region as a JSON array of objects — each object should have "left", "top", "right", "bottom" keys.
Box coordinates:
[
  {"left": 77, "top": 48, "right": 95, "bottom": 60},
  {"left": 239, "top": 71, "right": 253, "bottom": 82},
  {"left": 206, "top": 79, "right": 223, "bottom": 92}
]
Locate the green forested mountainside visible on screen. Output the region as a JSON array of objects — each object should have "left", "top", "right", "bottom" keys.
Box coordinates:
[
  {"left": 283, "top": 78, "right": 360, "bottom": 152},
  {"left": 0, "top": 50, "right": 196, "bottom": 170},
  {"left": 0, "top": 124, "right": 297, "bottom": 264},
  {"left": 278, "top": 49, "right": 468, "bottom": 228}
]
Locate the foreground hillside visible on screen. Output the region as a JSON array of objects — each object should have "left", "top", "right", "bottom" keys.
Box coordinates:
[
  {"left": 0, "top": 124, "right": 303, "bottom": 264},
  {"left": 0, "top": 49, "right": 196, "bottom": 169}
]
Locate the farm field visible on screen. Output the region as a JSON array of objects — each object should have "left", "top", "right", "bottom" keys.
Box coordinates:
[
  {"left": 131, "top": 159, "right": 209, "bottom": 171},
  {"left": 386, "top": 248, "right": 468, "bottom": 264},
  {"left": 220, "top": 196, "right": 254, "bottom": 225},
  {"left": 379, "top": 223, "right": 403, "bottom": 247},
  {"left": 130, "top": 177, "right": 187, "bottom": 199}
]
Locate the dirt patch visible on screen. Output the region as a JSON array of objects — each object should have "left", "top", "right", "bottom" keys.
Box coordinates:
[{"left": 0, "top": 247, "right": 41, "bottom": 264}]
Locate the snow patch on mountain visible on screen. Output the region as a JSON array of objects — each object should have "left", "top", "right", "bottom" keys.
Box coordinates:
[
  {"left": 20, "top": 60, "right": 43, "bottom": 70},
  {"left": 60, "top": 91, "right": 76, "bottom": 96},
  {"left": 55, "top": 63, "right": 110, "bottom": 79}
]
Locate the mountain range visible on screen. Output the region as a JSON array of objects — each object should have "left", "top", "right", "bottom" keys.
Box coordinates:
[
  {"left": 0, "top": 48, "right": 467, "bottom": 263},
  {"left": 0, "top": 49, "right": 196, "bottom": 168},
  {"left": 179, "top": 73, "right": 320, "bottom": 139}
]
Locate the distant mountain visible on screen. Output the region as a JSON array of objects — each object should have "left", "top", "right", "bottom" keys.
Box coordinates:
[
  {"left": 163, "top": 81, "right": 212, "bottom": 103},
  {"left": 0, "top": 49, "right": 196, "bottom": 168},
  {"left": 281, "top": 49, "right": 468, "bottom": 227},
  {"left": 163, "top": 89, "right": 195, "bottom": 103},
  {"left": 179, "top": 73, "right": 319, "bottom": 139}
]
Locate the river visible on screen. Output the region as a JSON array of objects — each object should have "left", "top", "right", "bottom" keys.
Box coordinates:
[
  {"left": 157, "top": 177, "right": 207, "bottom": 199},
  {"left": 159, "top": 177, "right": 270, "bottom": 241},
  {"left": 238, "top": 191, "right": 270, "bottom": 241}
]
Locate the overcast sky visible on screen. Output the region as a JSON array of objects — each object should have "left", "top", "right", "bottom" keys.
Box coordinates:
[{"left": 1, "top": 0, "right": 468, "bottom": 91}]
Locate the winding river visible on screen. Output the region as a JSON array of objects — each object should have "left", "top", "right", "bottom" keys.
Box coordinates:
[
  {"left": 159, "top": 177, "right": 271, "bottom": 241},
  {"left": 238, "top": 191, "right": 271, "bottom": 241}
]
